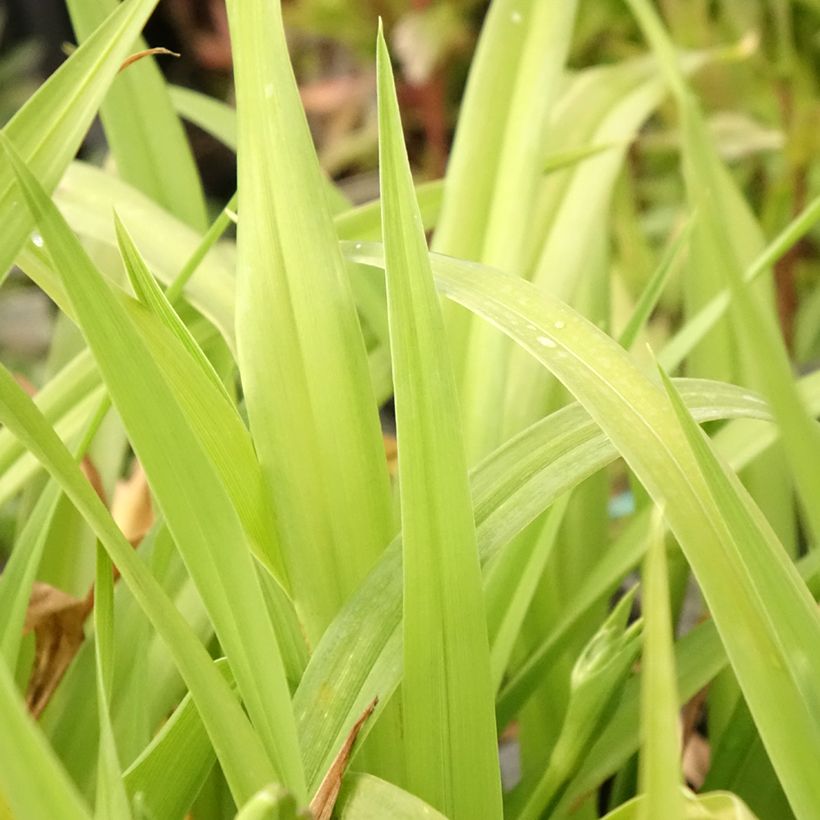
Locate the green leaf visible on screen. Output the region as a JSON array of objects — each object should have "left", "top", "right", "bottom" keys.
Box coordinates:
[
  {"left": 0, "top": 392, "right": 107, "bottom": 666},
  {"left": 124, "top": 659, "right": 233, "bottom": 820},
  {"left": 0, "top": 350, "right": 101, "bottom": 506},
  {"left": 659, "top": 192, "right": 820, "bottom": 372},
  {"left": 0, "top": 656, "right": 92, "bottom": 820},
  {"left": 348, "top": 241, "right": 820, "bottom": 816},
  {"left": 638, "top": 509, "right": 684, "bottom": 820},
  {"left": 560, "top": 548, "right": 820, "bottom": 813},
  {"left": 294, "top": 372, "right": 780, "bottom": 792},
  {"left": 514, "top": 591, "right": 642, "bottom": 819},
  {"left": 618, "top": 220, "right": 693, "bottom": 350},
  {"left": 604, "top": 789, "right": 758, "bottom": 819},
  {"left": 167, "top": 84, "right": 350, "bottom": 216},
  {"left": 0, "top": 0, "right": 160, "bottom": 279},
  {"left": 486, "top": 494, "right": 570, "bottom": 691},
  {"left": 334, "top": 773, "right": 448, "bottom": 819},
  {"left": 0, "top": 358, "right": 275, "bottom": 805},
  {"left": 234, "top": 785, "right": 311, "bottom": 820},
  {"left": 2, "top": 135, "right": 305, "bottom": 799},
  {"left": 377, "top": 25, "right": 502, "bottom": 818},
  {"left": 49, "top": 162, "right": 236, "bottom": 349},
  {"left": 542, "top": 140, "right": 628, "bottom": 174},
  {"left": 92, "top": 546, "right": 132, "bottom": 820},
  {"left": 629, "top": 0, "right": 820, "bottom": 542},
  {"left": 114, "top": 212, "right": 229, "bottom": 401},
  {"left": 224, "top": 0, "right": 392, "bottom": 642},
  {"left": 657, "top": 365, "right": 820, "bottom": 816},
  {"left": 446, "top": 0, "right": 580, "bottom": 460}
]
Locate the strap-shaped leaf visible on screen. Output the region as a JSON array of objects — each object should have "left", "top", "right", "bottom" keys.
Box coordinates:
[
  {"left": 377, "top": 26, "right": 502, "bottom": 817},
  {"left": 0, "top": 656, "right": 91, "bottom": 820},
  {"left": 224, "top": 0, "right": 392, "bottom": 642}
]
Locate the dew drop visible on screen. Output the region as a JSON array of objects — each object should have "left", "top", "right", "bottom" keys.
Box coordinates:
[
  {"left": 511, "top": 10, "right": 522, "bottom": 24},
  {"left": 536, "top": 335, "right": 556, "bottom": 349},
  {"left": 264, "top": 83, "right": 274, "bottom": 99},
  {"left": 32, "top": 233, "right": 44, "bottom": 248},
  {"left": 554, "top": 319, "right": 565, "bottom": 330}
]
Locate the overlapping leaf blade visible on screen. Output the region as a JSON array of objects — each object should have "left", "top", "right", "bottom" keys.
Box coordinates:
[
  {"left": 224, "top": 0, "right": 392, "bottom": 643},
  {"left": 0, "top": 0, "right": 160, "bottom": 278},
  {"left": 65, "top": 0, "right": 207, "bottom": 229},
  {"left": 3, "top": 138, "right": 306, "bottom": 799}
]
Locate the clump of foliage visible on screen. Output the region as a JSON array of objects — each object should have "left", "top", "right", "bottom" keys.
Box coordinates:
[{"left": 2, "top": 1, "right": 820, "bottom": 819}]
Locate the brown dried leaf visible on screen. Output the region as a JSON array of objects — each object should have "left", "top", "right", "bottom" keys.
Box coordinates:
[
  {"left": 682, "top": 731, "right": 711, "bottom": 790},
  {"left": 383, "top": 434, "right": 398, "bottom": 476},
  {"left": 80, "top": 455, "right": 107, "bottom": 505},
  {"left": 24, "top": 582, "right": 92, "bottom": 718},
  {"left": 119, "top": 47, "right": 180, "bottom": 74},
  {"left": 111, "top": 461, "right": 153, "bottom": 546},
  {"left": 310, "top": 697, "right": 378, "bottom": 820}
]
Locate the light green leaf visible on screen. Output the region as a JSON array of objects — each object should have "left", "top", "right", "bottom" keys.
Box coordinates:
[
  {"left": 658, "top": 359, "right": 820, "bottom": 816},
  {"left": 167, "top": 84, "right": 350, "bottom": 216},
  {"left": 605, "top": 789, "right": 758, "bottom": 819},
  {"left": 0, "top": 358, "right": 275, "bottom": 806},
  {"left": 234, "top": 785, "right": 311, "bottom": 820},
  {"left": 224, "top": 0, "right": 392, "bottom": 642},
  {"left": 543, "top": 140, "right": 627, "bottom": 174},
  {"left": 628, "top": 0, "right": 820, "bottom": 547},
  {"left": 0, "top": 656, "right": 91, "bottom": 820},
  {"left": 486, "top": 494, "right": 570, "bottom": 692},
  {"left": 638, "top": 508, "right": 684, "bottom": 820},
  {"left": 659, "top": 191, "right": 820, "bottom": 372},
  {"left": 124, "top": 659, "right": 233, "bottom": 820},
  {"left": 114, "top": 212, "right": 229, "bottom": 401},
  {"left": 377, "top": 25, "right": 502, "bottom": 818},
  {"left": 619, "top": 220, "right": 693, "bottom": 350},
  {"left": 93, "top": 546, "right": 132, "bottom": 820},
  {"left": 515, "top": 591, "right": 642, "bottom": 820},
  {"left": 334, "top": 773, "right": 448, "bottom": 819}
]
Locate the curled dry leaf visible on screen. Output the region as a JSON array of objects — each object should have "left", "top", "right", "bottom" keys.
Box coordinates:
[
  {"left": 310, "top": 697, "right": 379, "bottom": 820},
  {"left": 119, "top": 47, "right": 180, "bottom": 74},
  {"left": 24, "top": 582, "right": 92, "bottom": 718}
]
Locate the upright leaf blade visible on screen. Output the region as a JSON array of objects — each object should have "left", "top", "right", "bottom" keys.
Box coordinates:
[
  {"left": 377, "top": 28, "right": 502, "bottom": 818},
  {"left": 638, "top": 509, "right": 684, "bottom": 820},
  {"left": 0, "top": 657, "right": 91, "bottom": 820},
  {"left": 224, "top": 0, "right": 392, "bottom": 642}
]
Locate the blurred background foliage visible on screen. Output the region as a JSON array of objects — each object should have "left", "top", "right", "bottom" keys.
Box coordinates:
[{"left": 2, "top": 0, "right": 820, "bottom": 404}]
